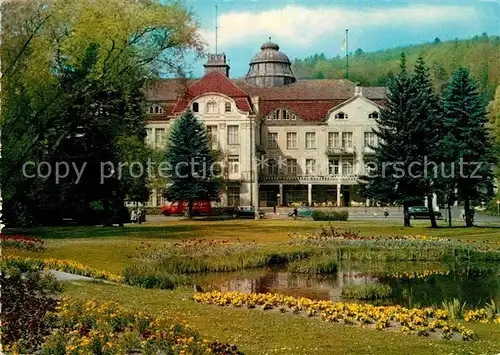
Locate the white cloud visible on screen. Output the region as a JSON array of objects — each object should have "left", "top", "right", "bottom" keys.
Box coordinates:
[{"left": 199, "top": 5, "right": 479, "bottom": 49}]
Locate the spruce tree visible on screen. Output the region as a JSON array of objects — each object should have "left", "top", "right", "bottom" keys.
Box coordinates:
[
  {"left": 163, "top": 110, "right": 220, "bottom": 218},
  {"left": 360, "top": 53, "right": 423, "bottom": 227},
  {"left": 412, "top": 56, "right": 443, "bottom": 228},
  {"left": 441, "top": 67, "right": 496, "bottom": 227}
]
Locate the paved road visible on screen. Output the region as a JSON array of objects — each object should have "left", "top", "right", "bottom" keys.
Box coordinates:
[{"left": 143, "top": 212, "right": 500, "bottom": 225}]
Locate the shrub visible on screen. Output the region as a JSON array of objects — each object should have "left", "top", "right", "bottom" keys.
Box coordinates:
[
  {"left": 341, "top": 283, "right": 392, "bottom": 300},
  {"left": 312, "top": 210, "right": 349, "bottom": 221},
  {"left": 123, "top": 263, "right": 181, "bottom": 289},
  {"left": 1, "top": 266, "right": 62, "bottom": 352}
]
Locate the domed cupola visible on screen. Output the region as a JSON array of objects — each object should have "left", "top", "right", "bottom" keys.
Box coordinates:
[{"left": 245, "top": 39, "right": 296, "bottom": 87}]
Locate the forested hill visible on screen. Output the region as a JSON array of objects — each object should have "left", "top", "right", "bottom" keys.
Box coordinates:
[{"left": 291, "top": 35, "right": 500, "bottom": 100}]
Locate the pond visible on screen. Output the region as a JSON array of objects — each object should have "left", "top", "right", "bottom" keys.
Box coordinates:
[{"left": 195, "top": 261, "right": 500, "bottom": 308}]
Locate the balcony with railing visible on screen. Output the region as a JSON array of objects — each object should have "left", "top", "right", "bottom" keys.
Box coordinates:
[
  {"left": 325, "top": 146, "right": 357, "bottom": 156},
  {"left": 259, "top": 173, "right": 359, "bottom": 184}
]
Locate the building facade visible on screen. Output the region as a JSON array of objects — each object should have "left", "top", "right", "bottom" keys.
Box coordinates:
[{"left": 144, "top": 42, "right": 387, "bottom": 208}]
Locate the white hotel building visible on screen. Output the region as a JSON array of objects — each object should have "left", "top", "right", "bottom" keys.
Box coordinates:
[{"left": 144, "top": 41, "right": 387, "bottom": 208}]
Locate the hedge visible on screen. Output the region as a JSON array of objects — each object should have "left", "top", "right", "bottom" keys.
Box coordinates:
[{"left": 311, "top": 210, "right": 349, "bottom": 221}]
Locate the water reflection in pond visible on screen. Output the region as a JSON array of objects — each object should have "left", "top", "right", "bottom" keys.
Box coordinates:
[{"left": 196, "top": 262, "right": 500, "bottom": 308}]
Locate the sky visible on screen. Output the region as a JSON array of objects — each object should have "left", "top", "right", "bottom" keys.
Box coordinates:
[{"left": 181, "top": 0, "right": 500, "bottom": 78}]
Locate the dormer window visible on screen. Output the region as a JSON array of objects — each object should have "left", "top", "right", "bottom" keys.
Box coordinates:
[
  {"left": 225, "top": 102, "right": 232, "bottom": 113},
  {"left": 149, "top": 104, "right": 164, "bottom": 115},
  {"left": 192, "top": 102, "right": 199, "bottom": 112},
  {"left": 335, "top": 112, "right": 347, "bottom": 120},
  {"left": 368, "top": 111, "right": 379, "bottom": 119},
  {"left": 267, "top": 109, "right": 296, "bottom": 120},
  {"left": 206, "top": 101, "right": 218, "bottom": 113}
]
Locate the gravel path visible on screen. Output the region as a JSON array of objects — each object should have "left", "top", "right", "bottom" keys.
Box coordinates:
[{"left": 42, "top": 270, "right": 98, "bottom": 282}]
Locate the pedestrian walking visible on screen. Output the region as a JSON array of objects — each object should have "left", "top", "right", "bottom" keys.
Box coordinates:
[{"left": 130, "top": 209, "right": 137, "bottom": 224}]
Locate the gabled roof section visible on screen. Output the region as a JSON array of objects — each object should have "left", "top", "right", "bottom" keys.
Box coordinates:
[
  {"left": 260, "top": 100, "right": 346, "bottom": 121},
  {"left": 172, "top": 72, "right": 253, "bottom": 113},
  {"left": 327, "top": 95, "right": 384, "bottom": 115},
  {"left": 234, "top": 79, "right": 356, "bottom": 100}
]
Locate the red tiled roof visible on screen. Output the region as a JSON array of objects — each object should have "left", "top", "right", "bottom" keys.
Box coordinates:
[
  {"left": 146, "top": 74, "right": 386, "bottom": 120},
  {"left": 259, "top": 100, "right": 346, "bottom": 121},
  {"left": 171, "top": 72, "right": 252, "bottom": 113}
]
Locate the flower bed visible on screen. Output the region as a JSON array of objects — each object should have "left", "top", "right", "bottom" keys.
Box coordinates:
[
  {"left": 1, "top": 234, "right": 44, "bottom": 251},
  {"left": 7, "top": 298, "right": 242, "bottom": 354},
  {"left": 193, "top": 291, "right": 485, "bottom": 341},
  {"left": 2, "top": 256, "right": 124, "bottom": 283}
]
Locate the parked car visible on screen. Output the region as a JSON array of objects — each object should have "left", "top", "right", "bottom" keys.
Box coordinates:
[
  {"left": 160, "top": 200, "right": 211, "bottom": 216},
  {"left": 407, "top": 206, "right": 442, "bottom": 220},
  {"left": 288, "top": 206, "right": 313, "bottom": 218},
  {"left": 231, "top": 206, "right": 265, "bottom": 219}
]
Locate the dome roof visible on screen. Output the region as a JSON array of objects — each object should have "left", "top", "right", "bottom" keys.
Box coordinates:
[
  {"left": 250, "top": 40, "right": 291, "bottom": 64},
  {"left": 245, "top": 40, "right": 296, "bottom": 87}
]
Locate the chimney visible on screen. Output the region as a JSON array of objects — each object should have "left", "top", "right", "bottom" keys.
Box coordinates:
[
  {"left": 355, "top": 83, "right": 363, "bottom": 96},
  {"left": 204, "top": 53, "right": 230, "bottom": 77}
]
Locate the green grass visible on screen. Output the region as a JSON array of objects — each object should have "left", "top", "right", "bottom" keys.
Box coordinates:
[
  {"left": 63, "top": 282, "right": 500, "bottom": 355},
  {"left": 341, "top": 283, "right": 392, "bottom": 300},
  {"left": 6, "top": 219, "right": 500, "bottom": 274},
  {"left": 7, "top": 219, "right": 500, "bottom": 354}
]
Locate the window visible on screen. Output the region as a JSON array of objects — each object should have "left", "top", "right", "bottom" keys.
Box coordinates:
[
  {"left": 267, "top": 132, "right": 278, "bottom": 149},
  {"left": 268, "top": 159, "right": 279, "bottom": 175},
  {"left": 305, "top": 132, "right": 316, "bottom": 149},
  {"left": 206, "top": 101, "right": 218, "bottom": 113},
  {"left": 145, "top": 128, "right": 153, "bottom": 146},
  {"left": 342, "top": 160, "right": 354, "bottom": 175},
  {"left": 155, "top": 128, "right": 166, "bottom": 149},
  {"left": 328, "top": 132, "right": 340, "bottom": 148},
  {"left": 227, "top": 187, "right": 240, "bottom": 207},
  {"left": 287, "top": 159, "right": 297, "bottom": 175},
  {"left": 225, "top": 102, "right": 232, "bottom": 113},
  {"left": 192, "top": 102, "right": 199, "bottom": 112},
  {"left": 335, "top": 112, "right": 348, "bottom": 119},
  {"left": 207, "top": 125, "right": 218, "bottom": 149},
  {"left": 228, "top": 155, "right": 239, "bottom": 175},
  {"left": 227, "top": 125, "right": 239, "bottom": 144},
  {"left": 364, "top": 132, "right": 377, "bottom": 148},
  {"left": 342, "top": 132, "right": 353, "bottom": 148},
  {"left": 305, "top": 159, "right": 316, "bottom": 175},
  {"left": 267, "top": 109, "right": 296, "bottom": 120},
  {"left": 329, "top": 159, "right": 340, "bottom": 175},
  {"left": 368, "top": 111, "right": 379, "bottom": 119},
  {"left": 286, "top": 132, "right": 297, "bottom": 149},
  {"left": 149, "top": 105, "right": 164, "bottom": 114}
]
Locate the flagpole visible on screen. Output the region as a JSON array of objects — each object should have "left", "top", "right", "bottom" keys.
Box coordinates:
[
  {"left": 215, "top": 5, "right": 218, "bottom": 54},
  {"left": 345, "top": 29, "right": 349, "bottom": 80}
]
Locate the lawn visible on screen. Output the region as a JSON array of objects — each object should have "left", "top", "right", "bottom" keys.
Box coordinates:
[
  {"left": 63, "top": 281, "right": 500, "bottom": 355},
  {"left": 6, "top": 219, "right": 500, "bottom": 354},
  {"left": 6, "top": 219, "right": 500, "bottom": 274}
]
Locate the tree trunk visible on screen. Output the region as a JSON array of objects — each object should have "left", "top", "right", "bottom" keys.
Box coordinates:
[
  {"left": 464, "top": 198, "right": 473, "bottom": 227},
  {"left": 427, "top": 194, "right": 438, "bottom": 228},
  {"left": 102, "top": 198, "right": 112, "bottom": 226},
  {"left": 117, "top": 192, "right": 124, "bottom": 227},
  {"left": 187, "top": 200, "right": 193, "bottom": 219},
  {"left": 447, "top": 202, "right": 452, "bottom": 228},
  {"left": 403, "top": 202, "right": 411, "bottom": 227}
]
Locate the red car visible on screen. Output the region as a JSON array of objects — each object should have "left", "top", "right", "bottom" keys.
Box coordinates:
[{"left": 160, "top": 201, "right": 211, "bottom": 216}]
